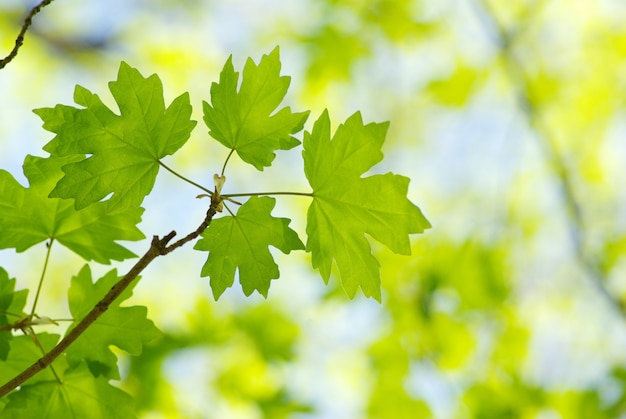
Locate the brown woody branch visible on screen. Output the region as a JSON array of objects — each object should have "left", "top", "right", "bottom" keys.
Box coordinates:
[
  {"left": 0, "top": 196, "right": 221, "bottom": 397},
  {"left": 0, "top": 0, "right": 56, "bottom": 70}
]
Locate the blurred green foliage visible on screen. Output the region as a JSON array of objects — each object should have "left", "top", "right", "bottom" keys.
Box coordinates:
[{"left": 2, "top": 0, "right": 626, "bottom": 417}]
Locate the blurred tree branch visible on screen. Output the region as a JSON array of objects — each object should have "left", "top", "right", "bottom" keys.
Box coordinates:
[
  {"left": 0, "top": 0, "right": 56, "bottom": 70},
  {"left": 471, "top": 0, "right": 626, "bottom": 317}
]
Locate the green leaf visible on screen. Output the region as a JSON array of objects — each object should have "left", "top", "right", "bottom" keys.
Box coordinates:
[
  {"left": 0, "top": 155, "right": 144, "bottom": 263},
  {"left": 194, "top": 196, "right": 304, "bottom": 299},
  {"left": 66, "top": 265, "right": 161, "bottom": 379},
  {"left": 0, "top": 333, "right": 64, "bottom": 386},
  {"left": 0, "top": 269, "right": 27, "bottom": 360},
  {"left": 202, "top": 47, "right": 309, "bottom": 170},
  {"left": 303, "top": 110, "right": 431, "bottom": 301},
  {"left": 1, "top": 363, "right": 135, "bottom": 419},
  {"left": 35, "top": 61, "right": 197, "bottom": 210}
]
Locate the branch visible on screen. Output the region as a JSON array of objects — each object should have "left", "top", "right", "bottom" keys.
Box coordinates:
[
  {"left": 471, "top": 0, "right": 626, "bottom": 316},
  {"left": 0, "top": 196, "right": 221, "bottom": 397},
  {"left": 0, "top": 0, "right": 56, "bottom": 70}
]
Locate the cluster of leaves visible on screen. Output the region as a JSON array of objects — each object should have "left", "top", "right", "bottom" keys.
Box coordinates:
[{"left": 0, "top": 47, "right": 429, "bottom": 415}]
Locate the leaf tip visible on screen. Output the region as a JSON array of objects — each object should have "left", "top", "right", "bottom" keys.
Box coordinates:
[{"left": 211, "top": 287, "right": 225, "bottom": 301}]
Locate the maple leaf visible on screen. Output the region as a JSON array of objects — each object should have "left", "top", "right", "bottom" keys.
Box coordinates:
[
  {"left": 34, "top": 61, "right": 196, "bottom": 210},
  {"left": 194, "top": 196, "right": 304, "bottom": 299},
  {"left": 1, "top": 363, "right": 135, "bottom": 419},
  {"left": 0, "top": 269, "right": 27, "bottom": 360},
  {"left": 303, "top": 110, "right": 431, "bottom": 301},
  {"left": 0, "top": 334, "right": 65, "bottom": 386},
  {"left": 0, "top": 155, "right": 144, "bottom": 263},
  {"left": 202, "top": 47, "right": 309, "bottom": 170},
  {"left": 65, "top": 265, "right": 161, "bottom": 379}
]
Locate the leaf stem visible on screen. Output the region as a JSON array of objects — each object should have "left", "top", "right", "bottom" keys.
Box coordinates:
[
  {"left": 30, "top": 239, "right": 54, "bottom": 318},
  {"left": 26, "top": 328, "right": 61, "bottom": 384},
  {"left": 158, "top": 161, "right": 213, "bottom": 195},
  {"left": 220, "top": 149, "right": 235, "bottom": 177},
  {"left": 223, "top": 202, "right": 236, "bottom": 217},
  {"left": 221, "top": 191, "right": 314, "bottom": 199}
]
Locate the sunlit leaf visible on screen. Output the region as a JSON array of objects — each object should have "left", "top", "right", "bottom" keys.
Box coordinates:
[
  {"left": 0, "top": 155, "right": 144, "bottom": 263},
  {"left": 303, "top": 110, "right": 430, "bottom": 300},
  {"left": 35, "top": 61, "right": 196, "bottom": 210},
  {"left": 0, "top": 268, "right": 27, "bottom": 360},
  {"left": 203, "top": 47, "right": 309, "bottom": 170},
  {"left": 65, "top": 265, "right": 161, "bottom": 379},
  {"left": 0, "top": 334, "right": 64, "bottom": 386},
  {"left": 194, "top": 196, "right": 304, "bottom": 299},
  {"left": 1, "top": 363, "right": 135, "bottom": 419}
]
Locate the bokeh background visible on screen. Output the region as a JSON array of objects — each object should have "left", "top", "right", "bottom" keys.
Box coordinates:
[{"left": 2, "top": 0, "right": 626, "bottom": 417}]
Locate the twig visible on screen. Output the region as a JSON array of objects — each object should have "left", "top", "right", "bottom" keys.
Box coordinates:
[
  {"left": 0, "top": 196, "right": 221, "bottom": 397},
  {"left": 0, "top": 0, "right": 57, "bottom": 70},
  {"left": 471, "top": 0, "right": 625, "bottom": 316}
]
